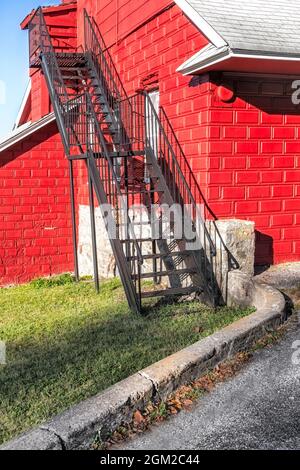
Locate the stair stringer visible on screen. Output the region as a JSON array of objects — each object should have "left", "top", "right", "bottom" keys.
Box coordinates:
[
  {"left": 87, "top": 156, "right": 141, "bottom": 313},
  {"left": 85, "top": 52, "right": 120, "bottom": 137}
]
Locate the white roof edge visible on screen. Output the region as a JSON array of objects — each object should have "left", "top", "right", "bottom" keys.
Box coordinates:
[
  {"left": 177, "top": 45, "right": 231, "bottom": 75},
  {"left": 13, "top": 81, "right": 31, "bottom": 130},
  {"left": 174, "top": 0, "right": 227, "bottom": 48},
  {"left": 177, "top": 48, "right": 300, "bottom": 75},
  {"left": 0, "top": 113, "right": 56, "bottom": 153}
]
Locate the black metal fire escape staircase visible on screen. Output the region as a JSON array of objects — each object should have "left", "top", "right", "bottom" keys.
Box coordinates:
[{"left": 28, "top": 7, "right": 219, "bottom": 314}]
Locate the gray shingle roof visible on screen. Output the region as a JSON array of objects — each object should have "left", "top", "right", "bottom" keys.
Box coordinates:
[{"left": 185, "top": 0, "right": 300, "bottom": 56}]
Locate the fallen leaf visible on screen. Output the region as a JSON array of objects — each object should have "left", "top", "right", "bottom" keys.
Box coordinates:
[
  {"left": 133, "top": 410, "right": 145, "bottom": 424},
  {"left": 182, "top": 399, "right": 193, "bottom": 407}
]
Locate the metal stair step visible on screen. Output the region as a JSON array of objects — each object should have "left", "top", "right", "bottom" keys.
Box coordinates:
[
  {"left": 141, "top": 286, "right": 199, "bottom": 299},
  {"left": 61, "top": 75, "right": 84, "bottom": 80},
  {"left": 106, "top": 189, "right": 162, "bottom": 197},
  {"left": 117, "top": 221, "right": 151, "bottom": 227},
  {"left": 128, "top": 250, "right": 193, "bottom": 261},
  {"left": 102, "top": 129, "right": 117, "bottom": 135},
  {"left": 132, "top": 268, "right": 196, "bottom": 280},
  {"left": 60, "top": 67, "right": 88, "bottom": 72},
  {"left": 102, "top": 151, "right": 145, "bottom": 158},
  {"left": 120, "top": 238, "right": 153, "bottom": 243}
]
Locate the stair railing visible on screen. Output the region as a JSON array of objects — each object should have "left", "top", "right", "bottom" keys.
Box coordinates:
[
  {"left": 84, "top": 9, "right": 135, "bottom": 154},
  {"left": 143, "top": 93, "right": 219, "bottom": 303},
  {"left": 84, "top": 9, "right": 128, "bottom": 103},
  {"left": 144, "top": 94, "right": 216, "bottom": 253},
  {"left": 160, "top": 107, "right": 239, "bottom": 271}
]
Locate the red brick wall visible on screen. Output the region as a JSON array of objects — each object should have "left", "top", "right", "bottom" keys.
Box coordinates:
[
  {"left": 77, "top": 0, "right": 172, "bottom": 48},
  {"left": 76, "top": 1, "right": 300, "bottom": 266},
  {"left": 0, "top": 123, "right": 74, "bottom": 285},
  {"left": 207, "top": 75, "right": 300, "bottom": 265}
]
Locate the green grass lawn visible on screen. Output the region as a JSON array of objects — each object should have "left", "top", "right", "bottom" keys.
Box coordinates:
[{"left": 0, "top": 275, "right": 252, "bottom": 444}]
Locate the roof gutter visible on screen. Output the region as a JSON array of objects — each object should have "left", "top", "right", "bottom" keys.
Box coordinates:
[
  {"left": 177, "top": 45, "right": 231, "bottom": 75},
  {"left": 177, "top": 46, "right": 300, "bottom": 75}
]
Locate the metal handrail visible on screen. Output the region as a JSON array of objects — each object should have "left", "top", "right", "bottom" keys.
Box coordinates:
[
  {"left": 160, "top": 107, "right": 238, "bottom": 267},
  {"left": 83, "top": 9, "right": 128, "bottom": 102},
  {"left": 29, "top": 7, "right": 69, "bottom": 103},
  {"left": 143, "top": 93, "right": 217, "bottom": 256}
]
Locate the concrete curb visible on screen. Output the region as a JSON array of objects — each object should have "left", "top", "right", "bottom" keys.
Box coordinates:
[{"left": 1, "top": 278, "right": 287, "bottom": 450}]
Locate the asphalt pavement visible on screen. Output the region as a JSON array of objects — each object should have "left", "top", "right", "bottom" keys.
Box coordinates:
[{"left": 119, "top": 316, "right": 300, "bottom": 450}]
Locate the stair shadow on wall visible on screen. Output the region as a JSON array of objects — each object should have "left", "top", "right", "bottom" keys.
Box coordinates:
[
  {"left": 255, "top": 230, "right": 274, "bottom": 267},
  {"left": 199, "top": 72, "right": 300, "bottom": 115}
]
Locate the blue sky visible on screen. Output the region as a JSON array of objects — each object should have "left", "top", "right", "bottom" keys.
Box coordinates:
[{"left": 0, "top": 1, "right": 60, "bottom": 140}]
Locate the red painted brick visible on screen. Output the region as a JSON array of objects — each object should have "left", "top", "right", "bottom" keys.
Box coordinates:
[
  {"left": 223, "top": 157, "right": 246, "bottom": 169},
  {"left": 285, "top": 199, "right": 300, "bottom": 211},
  {"left": 236, "top": 111, "right": 259, "bottom": 124},
  {"left": 285, "top": 171, "right": 300, "bottom": 182},
  {"left": 235, "top": 201, "right": 258, "bottom": 214},
  {"left": 223, "top": 187, "right": 245, "bottom": 200},
  {"left": 260, "top": 200, "right": 282, "bottom": 212},
  {"left": 286, "top": 142, "right": 300, "bottom": 153},
  {"left": 211, "top": 110, "right": 233, "bottom": 123},
  {"left": 273, "top": 127, "right": 295, "bottom": 139},
  {"left": 261, "top": 172, "right": 282, "bottom": 183},
  {"left": 209, "top": 142, "right": 232, "bottom": 154},
  {"left": 236, "top": 172, "right": 260, "bottom": 184},
  {"left": 273, "top": 157, "right": 295, "bottom": 168},
  {"left": 249, "top": 127, "right": 271, "bottom": 139},
  {"left": 284, "top": 228, "right": 300, "bottom": 240},
  {"left": 0, "top": 124, "right": 73, "bottom": 285},
  {"left": 223, "top": 127, "right": 247, "bottom": 139},
  {"left": 248, "top": 157, "right": 271, "bottom": 169},
  {"left": 272, "top": 214, "right": 294, "bottom": 227},
  {"left": 248, "top": 186, "right": 270, "bottom": 198},
  {"left": 209, "top": 172, "right": 233, "bottom": 184},
  {"left": 236, "top": 142, "right": 258, "bottom": 154},
  {"left": 272, "top": 185, "right": 293, "bottom": 197},
  {"left": 261, "top": 142, "right": 283, "bottom": 154},
  {"left": 209, "top": 201, "right": 232, "bottom": 216}
]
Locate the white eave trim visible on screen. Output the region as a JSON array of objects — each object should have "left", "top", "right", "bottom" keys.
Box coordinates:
[
  {"left": 177, "top": 44, "right": 230, "bottom": 74},
  {"left": 174, "top": 0, "right": 227, "bottom": 48},
  {"left": 0, "top": 113, "right": 56, "bottom": 153},
  {"left": 13, "top": 82, "right": 31, "bottom": 130},
  {"left": 177, "top": 47, "right": 300, "bottom": 75}
]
